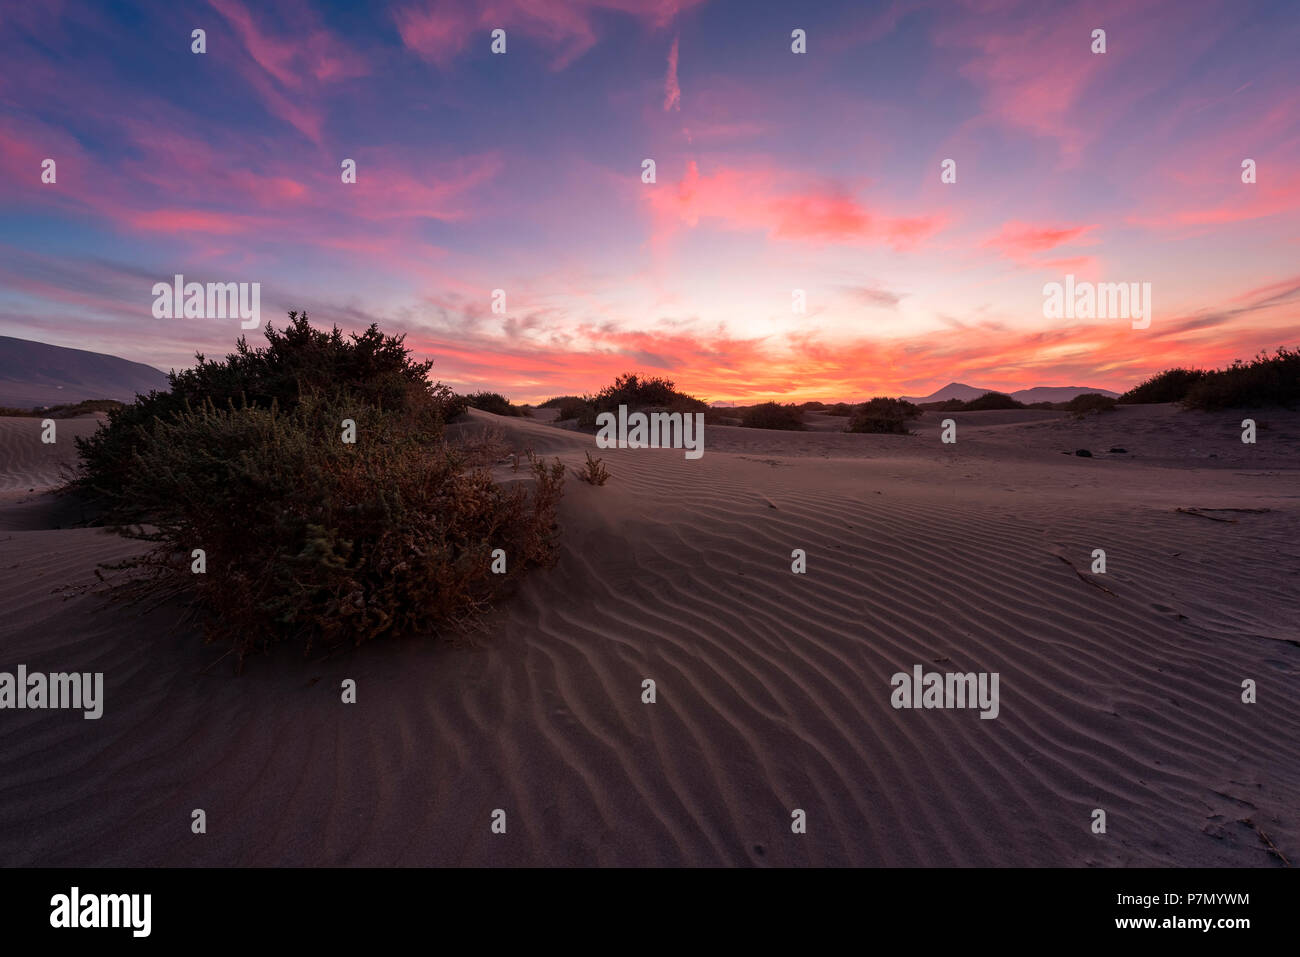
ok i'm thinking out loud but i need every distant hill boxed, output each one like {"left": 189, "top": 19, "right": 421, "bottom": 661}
{"left": 0, "top": 337, "right": 169, "bottom": 409}
{"left": 899, "top": 382, "right": 988, "bottom": 403}
{"left": 900, "top": 381, "right": 1119, "bottom": 404}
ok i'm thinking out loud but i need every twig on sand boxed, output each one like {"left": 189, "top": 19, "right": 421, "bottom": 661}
{"left": 1175, "top": 507, "right": 1271, "bottom": 523}
{"left": 1240, "top": 819, "right": 1291, "bottom": 866}
{"left": 1055, "top": 554, "right": 1116, "bottom": 596}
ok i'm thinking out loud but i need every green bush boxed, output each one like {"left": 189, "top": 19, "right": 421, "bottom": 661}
{"left": 847, "top": 397, "right": 920, "bottom": 434}
{"left": 105, "top": 392, "right": 563, "bottom": 665}
{"left": 740, "top": 401, "right": 805, "bottom": 430}
{"left": 70, "top": 313, "right": 464, "bottom": 516}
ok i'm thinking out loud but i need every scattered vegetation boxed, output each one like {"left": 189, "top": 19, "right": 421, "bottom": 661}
{"left": 575, "top": 450, "right": 610, "bottom": 485}
{"left": 741, "top": 401, "right": 806, "bottom": 431}
{"left": 1117, "top": 350, "right": 1299, "bottom": 409}
{"left": 72, "top": 313, "right": 562, "bottom": 668}
{"left": 846, "top": 397, "right": 921, "bottom": 434}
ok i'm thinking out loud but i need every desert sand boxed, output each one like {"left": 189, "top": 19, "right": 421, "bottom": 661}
{"left": 0, "top": 405, "right": 1296, "bottom": 866}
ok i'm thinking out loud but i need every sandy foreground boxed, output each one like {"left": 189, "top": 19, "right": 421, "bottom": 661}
{"left": 0, "top": 405, "right": 1296, "bottom": 866}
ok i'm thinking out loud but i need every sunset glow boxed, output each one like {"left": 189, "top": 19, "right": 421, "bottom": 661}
{"left": 2, "top": 0, "right": 1297, "bottom": 402}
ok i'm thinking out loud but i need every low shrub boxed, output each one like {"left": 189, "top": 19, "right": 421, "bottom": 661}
{"left": 1065, "top": 392, "right": 1117, "bottom": 416}
{"left": 741, "top": 401, "right": 805, "bottom": 430}
{"left": 104, "top": 391, "right": 564, "bottom": 666}
{"left": 575, "top": 451, "right": 610, "bottom": 485}
{"left": 846, "top": 397, "right": 921, "bottom": 434}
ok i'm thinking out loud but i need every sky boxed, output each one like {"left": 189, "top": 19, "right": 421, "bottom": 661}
{"left": 1, "top": 0, "right": 1298, "bottom": 403}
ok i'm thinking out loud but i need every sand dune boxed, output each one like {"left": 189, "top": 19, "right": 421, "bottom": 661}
{"left": 0, "top": 414, "right": 105, "bottom": 498}
{"left": 0, "top": 405, "right": 1296, "bottom": 865}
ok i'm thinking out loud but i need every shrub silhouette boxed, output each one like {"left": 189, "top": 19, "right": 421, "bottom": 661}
{"left": 1065, "top": 392, "right": 1117, "bottom": 416}
{"left": 961, "top": 391, "right": 1023, "bottom": 411}
{"left": 1118, "top": 368, "right": 1207, "bottom": 404}
{"left": 847, "top": 397, "right": 920, "bottom": 434}
{"left": 592, "top": 373, "right": 707, "bottom": 416}
{"left": 465, "top": 391, "right": 528, "bottom": 416}
{"left": 741, "top": 401, "right": 805, "bottom": 430}
{"left": 1183, "top": 348, "right": 1299, "bottom": 410}
{"left": 1116, "top": 351, "right": 1298, "bottom": 409}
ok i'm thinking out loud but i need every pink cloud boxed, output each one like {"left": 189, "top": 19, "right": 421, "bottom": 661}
{"left": 664, "top": 36, "right": 681, "bottom": 111}
{"left": 647, "top": 161, "right": 945, "bottom": 249}
{"left": 983, "top": 221, "right": 1099, "bottom": 262}
{"left": 394, "top": 0, "right": 707, "bottom": 71}
{"left": 206, "top": 0, "right": 368, "bottom": 143}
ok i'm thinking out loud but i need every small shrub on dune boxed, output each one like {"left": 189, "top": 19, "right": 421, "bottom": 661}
{"left": 1183, "top": 348, "right": 1300, "bottom": 410}
{"left": 575, "top": 451, "right": 610, "bottom": 485}
{"left": 1118, "top": 367, "right": 1207, "bottom": 404}
{"left": 825, "top": 402, "right": 853, "bottom": 416}
{"left": 847, "top": 397, "right": 920, "bottom": 434}
{"left": 106, "top": 392, "right": 564, "bottom": 666}
{"left": 741, "top": 401, "right": 806, "bottom": 430}
{"left": 72, "top": 313, "right": 563, "bottom": 668}
{"left": 1065, "top": 392, "right": 1118, "bottom": 416}
{"left": 800, "top": 400, "right": 828, "bottom": 411}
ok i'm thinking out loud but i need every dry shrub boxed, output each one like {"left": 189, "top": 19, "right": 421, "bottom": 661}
{"left": 575, "top": 450, "right": 610, "bottom": 485}
{"left": 104, "top": 392, "right": 563, "bottom": 667}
